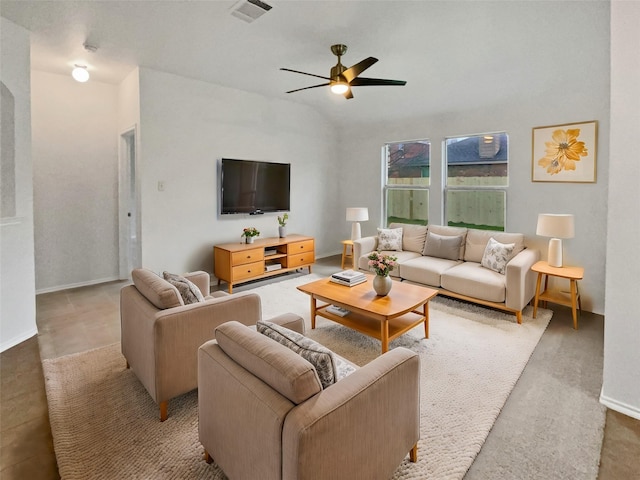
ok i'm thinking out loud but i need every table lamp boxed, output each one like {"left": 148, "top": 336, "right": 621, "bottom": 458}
{"left": 536, "top": 214, "right": 575, "bottom": 267}
{"left": 346, "top": 207, "right": 369, "bottom": 241}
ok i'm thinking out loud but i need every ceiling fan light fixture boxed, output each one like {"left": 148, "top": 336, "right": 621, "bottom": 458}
{"left": 330, "top": 82, "right": 349, "bottom": 94}
{"left": 72, "top": 65, "right": 89, "bottom": 82}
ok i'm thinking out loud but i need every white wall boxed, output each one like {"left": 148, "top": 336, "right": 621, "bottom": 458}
{"left": 31, "top": 71, "right": 120, "bottom": 292}
{"left": 337, "top": 3, "right": 610, "bottom": 314}
{"left": 601, "top": 1, "right": 640, "bottom": 420}
{"left": 0, "top": 18, "right": 37, "bottom": 351}
{"left": 137, "top": 68, "right": 339, "bottom": 275}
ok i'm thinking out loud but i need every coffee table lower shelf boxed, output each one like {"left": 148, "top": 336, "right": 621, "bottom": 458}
{"left": 314, "top": 303, "right": 427, "bottom": 354}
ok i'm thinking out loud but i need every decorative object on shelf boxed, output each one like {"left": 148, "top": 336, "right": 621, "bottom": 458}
{"left": 532, "top": 120, "right": 597, "bottom": 183}
{"left": 346, "top": 207, "right": 369, "bottom": 240}
{"left": 277, "top": 213, "right": 289, "bottom": 238}
{"left": 536, "top": 214, "right": 575, "bottom": 267}
{"left": 241, "top": 227, "right": 260, "bottom": 244}
{"left": 367, "top": 251, "right": 398, "bottom": 296}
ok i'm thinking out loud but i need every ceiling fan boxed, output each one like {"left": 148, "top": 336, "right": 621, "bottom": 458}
{"left": 280, "top": 44, "right": 407, "bottom": 99}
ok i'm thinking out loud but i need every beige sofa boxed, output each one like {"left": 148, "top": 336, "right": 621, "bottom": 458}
{"left": 354, "top": 224, "right": 540, "bottom": 323}
{"left": 120, "top": 268, "right": 302, "bottom": 421}
{"left": 198, "top": 320, "right": 420, "bottom": 480}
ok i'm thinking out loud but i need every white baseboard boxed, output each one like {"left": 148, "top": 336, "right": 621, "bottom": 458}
{"left": 600, "top": 391, "right": 640, "bottom": 420}
{"left": 36, "top": 276, "right": 123, "bottom": 295}
{"left": 0, "top": 328, "right": 38, "bottom": 353}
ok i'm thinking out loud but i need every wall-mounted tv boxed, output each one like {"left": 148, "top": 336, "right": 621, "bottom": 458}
{"left": 220, "top": 158, "right": 290, "bottom": 215}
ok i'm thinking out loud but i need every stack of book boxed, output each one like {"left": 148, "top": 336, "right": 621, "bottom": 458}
{"left": 330, "top": 270, "right": 366, "bottom": 287}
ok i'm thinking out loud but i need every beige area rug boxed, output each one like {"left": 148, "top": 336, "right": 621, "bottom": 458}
{"left": 44, "top": 274, "right": 553, "bottom": 480}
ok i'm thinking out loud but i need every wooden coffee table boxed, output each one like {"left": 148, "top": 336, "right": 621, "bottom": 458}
{"left": 297, "top": 275, "right": 438, "bottom": 354}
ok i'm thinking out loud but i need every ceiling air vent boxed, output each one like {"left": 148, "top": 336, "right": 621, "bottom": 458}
{"left": 230, "top": 0, "right": 272, "bottom": 23}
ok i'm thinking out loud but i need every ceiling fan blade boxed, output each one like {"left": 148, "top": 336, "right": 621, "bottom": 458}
{"left": 349, "top": 77, "right": 407, "bottom": 87}
{"left": 343, "top": 88, "right": 354, "bottom": 100}
{"left": 342, "top": 57, "right": 378, "bottom": 83}
{"left": 285, "top": 83, "right": 330, "bottom": 94}
{"left": 280, "top": 68, "right": 331, "bottom": 81}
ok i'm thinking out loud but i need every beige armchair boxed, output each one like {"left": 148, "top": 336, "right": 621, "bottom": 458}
{"left": 120, "top": 268, "right": 301, "bottom": 421}
{"left": 198, "top": 321, "right": 420, "bottom": 480}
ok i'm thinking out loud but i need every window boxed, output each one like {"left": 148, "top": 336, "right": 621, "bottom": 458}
{"left": 384, "top": 141, "right": 430, "bottom": 225}
{"left": 445, "top": 133, "right": 508, "bottom": 231}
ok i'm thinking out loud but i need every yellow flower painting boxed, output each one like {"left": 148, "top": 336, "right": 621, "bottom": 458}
{"left": 532, "top": 121, "right": 597, "bottom": 183}
{"left": 537, "top": 128, "right": 588, "bottom": 175}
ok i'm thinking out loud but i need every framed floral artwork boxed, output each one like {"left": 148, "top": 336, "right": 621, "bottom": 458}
{"left": 532, "top": 120, "right": 597, "bottom": 183}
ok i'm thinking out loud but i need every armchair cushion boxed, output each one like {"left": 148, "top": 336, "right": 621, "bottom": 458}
{"left": 257, "top": 320, "right": 338, "bottom": 389}
{"left": 131, "top": 268, "right": 182, "bottom": 309}
{"left": 163, "top": 271, "right": 205, "bottom": 304}
{"left": 215, "top": 321, "right": 322, "bottom": 404}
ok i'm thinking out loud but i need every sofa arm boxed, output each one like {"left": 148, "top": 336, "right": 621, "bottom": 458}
{"left": 353, "top": 236, "right": 378, "bottom": 271}
{"left": 267, "top": 313, "right": 306, "bottom": 335}
{"left": 505, "top": 248, "right": 540, "bottom": 312}
{"left": 153, "top": 291, "right": 262, "bottom": 403}
{"left": 282, "top": 347, "right": 420, "bottom": 480}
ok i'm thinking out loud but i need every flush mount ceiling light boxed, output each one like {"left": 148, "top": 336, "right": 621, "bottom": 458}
{"left": 72, "top": 65, "right": 89, "bottom": 82}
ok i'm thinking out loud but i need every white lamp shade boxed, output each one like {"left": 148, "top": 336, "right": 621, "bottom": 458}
{"left": 536, "top": 214, "right": 575, "bottom": 239}
{"left": 346, "top": 207, "right": 369, "bottom": 222}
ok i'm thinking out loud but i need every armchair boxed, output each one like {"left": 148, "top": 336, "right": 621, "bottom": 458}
{"left": 198, "top": 321, "right": 420, "bottom": 480}
{"left": 120, "top": 268, "right": 299, "bottom": 421}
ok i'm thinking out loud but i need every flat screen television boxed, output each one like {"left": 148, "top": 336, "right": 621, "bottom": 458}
{"left": 220, "top": 158, "right": 291, "bottom": 215}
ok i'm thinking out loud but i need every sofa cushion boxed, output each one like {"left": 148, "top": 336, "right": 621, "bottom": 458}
{"left": 215, "top": 321, "right": 322, "bottom": 404}
{"left": 389, "top": 223, "right": 427, "bottom": 253}
{"left": 399, "top": 255, "right": 460, "bottom": 287}
{"left": 423, "top": 231, "right": 464, "bottom": 261}
{"left": 441, "top": 262, "right": 506, "bottom": 303}
{"left": 427, "top": 225, "right": 468, "bottom": 259}
{"left": 464, "top": 229, "right": 525, "bottom": 263}
{"left": 480, "top": 238, "right": 515, "bottom": 274}
{"left": 364, "top": 250, "right": 422, "bottom": 278}
{"left": 257, "top": 320, "right": 338, "bottom": 389}
{"left": 132, "top": 268, "right": 183, "bottom": 309}
{"left": 377, "top": 227, "right": 403, "bottom": 251}
{"left": 163, "top": 271, "right": 205, "bottom": 304}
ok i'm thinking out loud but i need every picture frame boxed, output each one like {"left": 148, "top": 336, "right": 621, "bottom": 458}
{"left": 531, "top": 120, "right": 597, "bottom": 183}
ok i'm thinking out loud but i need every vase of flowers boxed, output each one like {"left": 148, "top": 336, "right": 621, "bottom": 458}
{"left": 241, "top": 227, "right": 260, "bottom": 244}
{"left": 277, "top": 213, "right": 289, "bottom": 238}
{"left": 367, "top": 251, "right": 398, "bottom": 296}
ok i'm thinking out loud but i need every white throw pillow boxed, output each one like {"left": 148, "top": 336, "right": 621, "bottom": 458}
{"left": 377, "top": 227, "right": 403, "bottom": 251}
{"left": 480, "top": 237, "right": 515, "bottom": 275}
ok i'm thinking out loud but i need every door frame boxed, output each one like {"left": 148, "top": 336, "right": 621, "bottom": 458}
{"left": 118, "top": 125, "right": 141, "bottom": 279}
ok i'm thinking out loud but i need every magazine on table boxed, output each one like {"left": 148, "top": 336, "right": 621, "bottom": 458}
{"left": 331, "top": 269, "right": 366, "bottom": 283}
{"left": 330, "top": 276, "right": 366, "bottom": 287}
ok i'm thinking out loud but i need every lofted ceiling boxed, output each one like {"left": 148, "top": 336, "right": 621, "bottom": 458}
{"left": 1, "top": 0, "right": 576, "bottom": 127}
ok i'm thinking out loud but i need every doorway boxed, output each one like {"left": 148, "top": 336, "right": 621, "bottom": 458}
{"left": 118, "top": 127, "right": 141, "bottom": 279}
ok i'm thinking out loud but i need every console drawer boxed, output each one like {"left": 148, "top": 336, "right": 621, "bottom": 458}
{"left": 232, "top": 261, "right": 264, "bottom": 281}
{"left": 288, "top": 240, "right": 314, "bottom": 254}
{"left": 231, "top": 248, "right": 264, "bottom": 266}
{"left": 286, "top": 252, "right": 315, "bottom": 268}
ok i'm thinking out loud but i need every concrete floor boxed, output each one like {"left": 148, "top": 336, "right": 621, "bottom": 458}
{"left": 1, "top": 254, "right": 639, "bottom": 479}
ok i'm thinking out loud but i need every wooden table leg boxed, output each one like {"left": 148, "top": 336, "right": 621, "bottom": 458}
{"left": 533, "top": 272, "right": 543, "bottom": 318}
{"left": 310, "top": 296, "right": 317, "bottom": 329}
{"left": 424, "top": 302, "right": 429, "bottom": 339}
{"left": 570, "top": 279, "right": 578, "bottom": 330}
{"left": 381, "top": 320, "right": 389, "bottom": 353}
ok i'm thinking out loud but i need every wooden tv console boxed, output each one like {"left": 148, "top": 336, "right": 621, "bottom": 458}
{"left": 214, "top": 234, "right": 314, "bottom": 293}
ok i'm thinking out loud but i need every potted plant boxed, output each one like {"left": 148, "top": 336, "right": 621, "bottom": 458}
{"left": 367, "top": 251, "right": 398, "bottom": 296}
{"left": 241, "top": 227, "right": 260, "bottom": 244}
{"left": 277, "top": 213, "right": 289, "bottom": 238}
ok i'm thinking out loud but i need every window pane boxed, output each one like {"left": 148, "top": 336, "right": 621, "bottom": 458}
{"left": 386, "top": 189, "right": 428, "bottom": 225}
{"left": 446, "top": 190, "right": 505, "bottom": 231}
{"left": 446, "top": 133, "right": 508, "bottom": 186}
{"left": 387, "top": 141, "right": 430, "bottom": 186}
